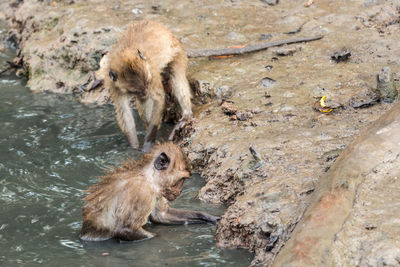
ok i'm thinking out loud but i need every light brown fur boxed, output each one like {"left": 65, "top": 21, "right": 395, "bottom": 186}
{"left": 80, "top": 142, "right": 218, "bottom": 242}
{"left": 107, "top": 20, "right": 193, "bottom": 152}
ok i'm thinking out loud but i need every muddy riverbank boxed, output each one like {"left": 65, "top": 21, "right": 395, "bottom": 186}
{"left": 1, "top": 0, "right": 400, "bottom": 265}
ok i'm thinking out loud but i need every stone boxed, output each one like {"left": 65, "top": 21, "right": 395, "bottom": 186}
{"left": 261, "top": 77, "right": 276, "bottom": 88}
{"left": 376, "top": 66, "right": 398, "bottom": 103}
{"left": 349, "top": 88, "right": 379, "bottom": 108}
{"left": 331, "top": 47, "right": 351, "bottom": 62}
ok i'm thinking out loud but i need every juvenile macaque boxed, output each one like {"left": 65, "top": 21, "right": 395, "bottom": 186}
{"left": 107, "top": 20, "right": 193, "bottom": 152}
{"left": 80, "top": 142, "right": 219, "bottom": 242}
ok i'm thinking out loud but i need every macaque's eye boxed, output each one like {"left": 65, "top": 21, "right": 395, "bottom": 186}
{"left": 109, "top": 69, "right": 118, "bottom": 82}
{"left": 154, "top": 152, "right": 170, "bottom": 170}
{"left": 137, "top": 49, "right": 146, "bottom": 60}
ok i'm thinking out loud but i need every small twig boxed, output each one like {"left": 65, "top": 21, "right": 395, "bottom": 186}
{"left": 0, "top": 66, "right": 13, "bottom": 76}
{"left": 186, "top": 35, "right": 323, "bottom": 58}
{"left": 0, "top": 60, "right": 20, "bottom": 76}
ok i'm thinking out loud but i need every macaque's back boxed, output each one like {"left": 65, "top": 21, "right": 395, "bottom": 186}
{"left": 117, "top": 20, "right": 182, "bottom": 70}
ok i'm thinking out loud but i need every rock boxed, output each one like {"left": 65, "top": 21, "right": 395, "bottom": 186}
{"left": 331, "top": 47, "right": 351, "bottom": 62}
{"left": 261, "top": 77, "right": 276, "bottom": 88}
{"left": 220, "top": 101, "right": 255, "bottom": 121}
{"left": 273, "top": 46, "right": 297, "bottom": 56}
{"left": 322, "top": 98, "right": 341, "bottom": 109}
{"left": 220, "top": 101, "right": 237, "bottom": 115}
{"left": 151, "top": 5, "right": 161, "bottom": 11}
{"left": 273, "top": 103, "right": 400, "bottom": 266}
{"left": 260, "top": 33, "right": 272, "bottom": 40}
{"left": 249, "top": 107, "right": 262, "bottom": 114}
{"left": 215, "top": 85, "right": 231, "bottom": 99}
{"left": 190, "top": 78, "right": 215, "bottom": 104}
{"left": 232, "top": 111, "right": 253, "bottom": 121}
{"left": 131, "top": 8, "right": 142, "bottom": 15}
{"left": 376, "top": 66, "right": 398, "bottom": 103}
{"left": 349, "top": 88, "right": 379, "bottom": 108}
{"left": 265, "top": 65, "right": 273, "bottom": 70}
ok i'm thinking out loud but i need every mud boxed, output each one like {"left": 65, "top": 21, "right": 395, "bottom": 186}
{"left": 2, "top": 0, "right": 400, "bottom": 266}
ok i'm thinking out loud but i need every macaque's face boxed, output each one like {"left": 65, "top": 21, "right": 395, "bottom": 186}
{"left": 152, "top": 147, "right": 191, "bottom": 201}
{"left": 109, "top": 50, "right": 152, "bottom": 97}
{"left": 118, "top": 71, "right": 148, "bottom": 96}
{"left": 163, "top": 178, "right": 186, "bottom": 201}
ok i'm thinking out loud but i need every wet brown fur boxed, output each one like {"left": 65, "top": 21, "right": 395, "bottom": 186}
{"left": 107, "top": 20, "right": 193, "bottom": 151}
{"left": 80, "top": 142, "right": 217, "bottom": 242}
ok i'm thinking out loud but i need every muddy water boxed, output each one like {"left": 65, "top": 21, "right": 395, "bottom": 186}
{"left": 0, "top": 47, "right": 251, "bottom": 266}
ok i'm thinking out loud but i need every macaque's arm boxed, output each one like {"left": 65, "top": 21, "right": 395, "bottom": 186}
{"left": 167, "top": 51, "right": 193, "bottom": 141}
{"left": 169, "top": 50, "right": 193, "bottom": 120}
{"left": 150, "top": 197, "right": 219, "bottom": 225}
{"left": 114, "top": 227, "right": 155, "bottom": 242}
{"left": 112, "top": 91, "right": 139, "bottom": 148}
{"left": 142, "top": 77, "right": 165, "bottom": 153}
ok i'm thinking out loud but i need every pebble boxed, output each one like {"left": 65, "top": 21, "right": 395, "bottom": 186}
{"left": 274, "top": 47, "right": 297, "bottom": 56}
{"left": 131, "top": 8, "right": 142, "bottom": 15}
{"left": 261, "top": 77, "right": 276, "bottom": 88}
{"left": 215, "top": 85, "right": 231, "bottom": 98}
{"left": 260, "top": 33, "right": 272, "bottom": 40}
{"left": 331, "top": 47, "right": 351, "bottom": 62}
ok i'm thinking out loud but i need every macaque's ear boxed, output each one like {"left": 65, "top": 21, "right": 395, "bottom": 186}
{"left": 138, "top": 49, "right": 146, "bottom": 60}
{"left": 154, "top": 152, "right": 170, "bottom": 170}
{"left": 109, "top": 69, "right": 118, "bottom": 82}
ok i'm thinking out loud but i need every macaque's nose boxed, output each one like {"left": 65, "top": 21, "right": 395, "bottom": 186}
{"left": 145, "top": 70, "right": 152, "bottom": 84}
{"left": 181, "top": 170, "right": 190, "bottom": 179}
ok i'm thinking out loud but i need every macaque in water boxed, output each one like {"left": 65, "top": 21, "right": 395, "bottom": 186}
{"left": 80, "top": 142, "right": 219, "bottom": 242}
{"left": 107, "top": 20, "right": 193, "bottom": 152}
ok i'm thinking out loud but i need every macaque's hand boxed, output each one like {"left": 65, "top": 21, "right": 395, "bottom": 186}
{"left": 142, "top": 142, "right": 152, "bottom": 153}
{"left": 128, "top": 137, "right": 139, "bottom": 150}
{"left": 204, "top": 214, "right": 220, "bottom": 224}
{"left": 168, "top": 118, "right": 196, "bottom": 142}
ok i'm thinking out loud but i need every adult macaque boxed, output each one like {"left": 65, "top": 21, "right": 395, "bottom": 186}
{"left": 104, "top": 19, "right": 322, "bottom": 152}
{"left": 107, "top": 20, "right": 192, "bottom": 152}
{"left": 80, "top": 142, "right": 219, "bottom": 242}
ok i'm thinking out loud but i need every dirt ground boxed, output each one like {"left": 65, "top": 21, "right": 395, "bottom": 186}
{"left": 1, "top": 0, "right": 400, "bottom": 265}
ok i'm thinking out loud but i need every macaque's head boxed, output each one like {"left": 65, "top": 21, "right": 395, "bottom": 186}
{"left": 109, "top": 49, "right": 152, "bottom": 97}
{"left": 147, "top": 142, "right": 191, "bottom": 201}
